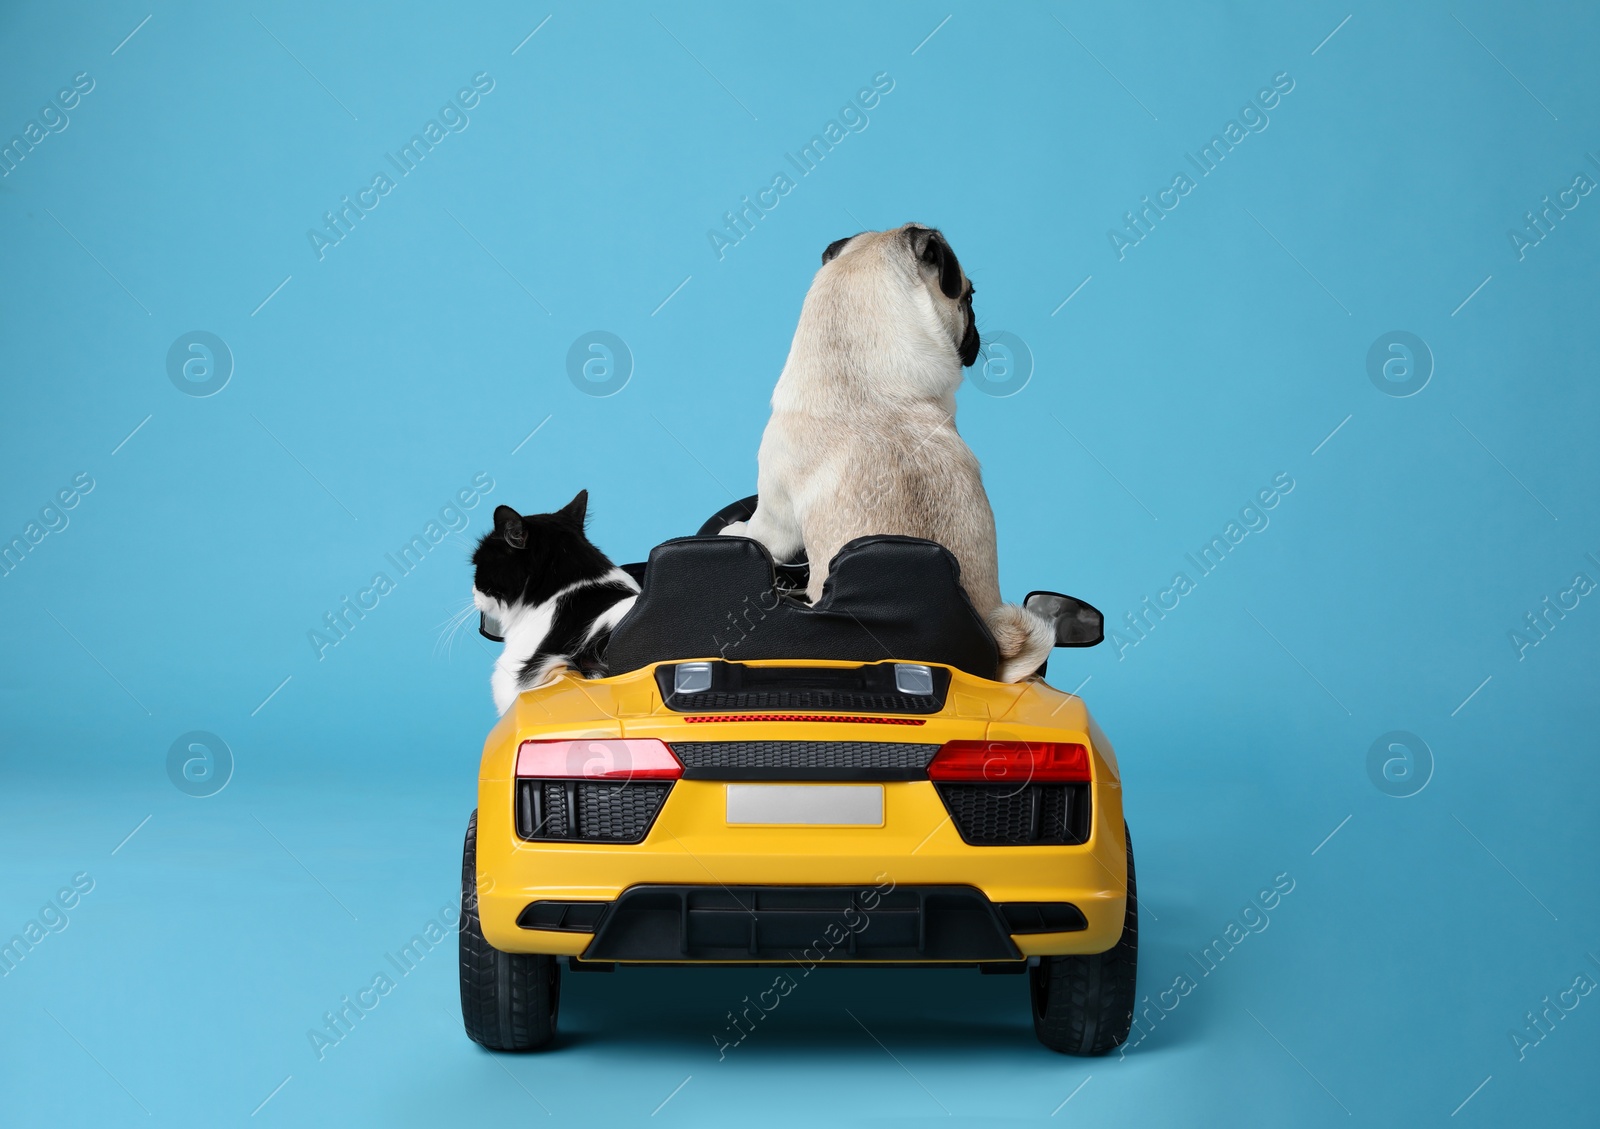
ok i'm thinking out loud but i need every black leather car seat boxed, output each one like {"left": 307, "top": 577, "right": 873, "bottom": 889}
{"left": 604, "top": 535, "right": 1000, "bottom": 680}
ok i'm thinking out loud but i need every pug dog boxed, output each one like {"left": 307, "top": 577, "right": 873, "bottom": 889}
{"left": 721, "top": 224, "right": 1054, "bottom": 682}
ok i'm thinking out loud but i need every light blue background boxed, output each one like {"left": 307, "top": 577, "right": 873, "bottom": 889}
{"left": 3, "top": 2, "right": 1597, "bottom": 1125}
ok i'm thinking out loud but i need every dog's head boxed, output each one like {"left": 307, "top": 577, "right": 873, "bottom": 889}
{"left": 815, "top": 224, "right": 980, "bottom": 368}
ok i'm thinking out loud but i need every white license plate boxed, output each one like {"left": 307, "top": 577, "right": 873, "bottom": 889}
{"left": 725, "top": 784, "right": 884, "bottom": 826}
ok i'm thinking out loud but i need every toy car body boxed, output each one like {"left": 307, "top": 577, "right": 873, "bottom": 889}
{"left": 460, "top": 511, "right": 1137, "bottom": 1055}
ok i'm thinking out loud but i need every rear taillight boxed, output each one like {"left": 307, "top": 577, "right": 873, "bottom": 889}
{"left": 926, "top": 741, "right": 1090, "bottom": 783}
{"left": 516, "top": 738, "right": 683, "bottom": 781}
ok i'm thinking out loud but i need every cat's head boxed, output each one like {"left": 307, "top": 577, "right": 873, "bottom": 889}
{"left": 472, "top": 490, "right": 610, "bottom": 634}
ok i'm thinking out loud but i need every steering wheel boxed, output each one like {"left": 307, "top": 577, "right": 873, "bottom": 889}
{"left": 697, "top": 494, "right": 811, "bottom": 594}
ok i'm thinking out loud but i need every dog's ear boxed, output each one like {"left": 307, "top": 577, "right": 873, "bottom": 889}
{"left": 958, "top": 290, "right": 980, "bottom": 367}
{"left": 821, "top": 234, "right": 859, "bottom": 265}
{"left": 914, "top": 228, "right": 964, "bottom": 300}
{"left": 494, "top": 504, "right": 527, "bottom": 549}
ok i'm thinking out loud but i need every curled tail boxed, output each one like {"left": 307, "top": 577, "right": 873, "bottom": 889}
{"left": 986, "top": 603, "right": 1055, "bottom": 683}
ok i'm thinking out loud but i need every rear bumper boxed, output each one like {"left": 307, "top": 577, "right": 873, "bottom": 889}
{"left": 477, "top": 777, "right": 1127, "bottom": 961}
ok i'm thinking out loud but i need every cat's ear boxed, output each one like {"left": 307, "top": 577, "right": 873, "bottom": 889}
{"left": 557, "top": 489, "right": 588, "bottom": 528}
{"left": 493, "top": 504, "right": 526, "bottom": 549}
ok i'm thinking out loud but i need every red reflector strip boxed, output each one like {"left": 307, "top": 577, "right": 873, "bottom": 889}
{"left": 681, "top": 714, "right": 927, "bottom": 726}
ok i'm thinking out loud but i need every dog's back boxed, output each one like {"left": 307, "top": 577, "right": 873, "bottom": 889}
{"left": 730, "top": 225, "right": 1052, "bottom": 681}
{"left": 776, "top": 401, "right": 1002, "bottom": 613}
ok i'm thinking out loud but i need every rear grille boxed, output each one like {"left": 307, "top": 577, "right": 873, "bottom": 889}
{"left": 673, "top": 690, "right": 939, "bottom": 712}
{"left": 936, "top": 783, "right": 1090, "bottom": 846}
{"left": 656, "top": 661, "right": 948, "bottom": 715}
{"left": 515, "top": 780, "right": 671, "bottom": 843}
{"left": 670, "top": 740, "right": 940, "bottom": 781}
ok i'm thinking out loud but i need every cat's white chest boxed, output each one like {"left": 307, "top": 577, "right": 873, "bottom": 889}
{"left": 488, "top": 597, "right": 558, "bottom": 713}
{"left": 490, "top": 658, "right": 520, "bottom": 714}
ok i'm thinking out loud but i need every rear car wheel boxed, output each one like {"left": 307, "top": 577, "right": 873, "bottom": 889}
{"left": 459, "top": 810, "right": 560, "bottom": 1051}
{"left": 1030, "top": 825, "right": 1138, "bottom": 1055}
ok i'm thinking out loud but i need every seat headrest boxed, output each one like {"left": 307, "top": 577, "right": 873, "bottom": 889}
{"left": 603, "top": 535, "right": 999, "bottom": 679}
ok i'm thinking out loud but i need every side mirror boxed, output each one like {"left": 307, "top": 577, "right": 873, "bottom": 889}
{"left": 1024, "top": 591, "right": 1104, "bottom": 648}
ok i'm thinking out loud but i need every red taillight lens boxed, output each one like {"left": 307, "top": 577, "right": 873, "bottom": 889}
{"left": 926, "top": 741, "right": 1090, "bottom": 783}
{"left": 515, "top": 738, "right": 683, "bottom": 780}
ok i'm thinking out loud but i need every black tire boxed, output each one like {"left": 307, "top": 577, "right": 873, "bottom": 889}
{"left": 1030, "top": 826, "right": 1138, "bottom": 1055}
{"left": 459, "top": 810, "right": 560, "bottom": 1051}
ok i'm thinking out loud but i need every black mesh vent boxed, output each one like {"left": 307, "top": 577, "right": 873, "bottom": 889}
{"left": 577, "top": 783, "right": 671, "bottom": 841}
{"left": 655, "top": 661, "right": 950, "bottom": 715}
{"left": 669, "top": 689, "right": 941, "bottom": 712}
{"left": 672, "top": 741, "right": 939, "bottom": 770}
{"left": 669, "top": 740, "right": 940, "bottom": 781}
{"left": 1040, "top": 785, "right": 1068, "bottom": 839}
{"left": 516, "top": 780, "right": 671, "bottom": 843}
{"left": 936, "top": 783, "right": 1089, "bottom": 846}
{"left": 539, "top": 782, "right": 570, "bottom": 836}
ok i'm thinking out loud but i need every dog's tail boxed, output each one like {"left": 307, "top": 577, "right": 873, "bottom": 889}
{"left": 987, "top": 603, "right": 1055, "bottom": 683}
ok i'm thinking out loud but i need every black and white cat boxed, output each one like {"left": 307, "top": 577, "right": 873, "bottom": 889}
{"left": 472, "top": 491, "right": 638, "bottom": 713}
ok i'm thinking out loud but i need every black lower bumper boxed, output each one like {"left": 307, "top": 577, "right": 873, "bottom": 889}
{"left": 518, "top": 885, "right": 1087, "bottom": 962}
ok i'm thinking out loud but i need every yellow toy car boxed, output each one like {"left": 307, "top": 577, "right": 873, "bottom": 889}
{"left": 458, "top": 506, "right": 1136, "bottom": 1055}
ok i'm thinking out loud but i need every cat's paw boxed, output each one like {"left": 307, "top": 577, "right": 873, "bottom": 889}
{"left": 718, "top": 521, "right": 750, "bottom": 537}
